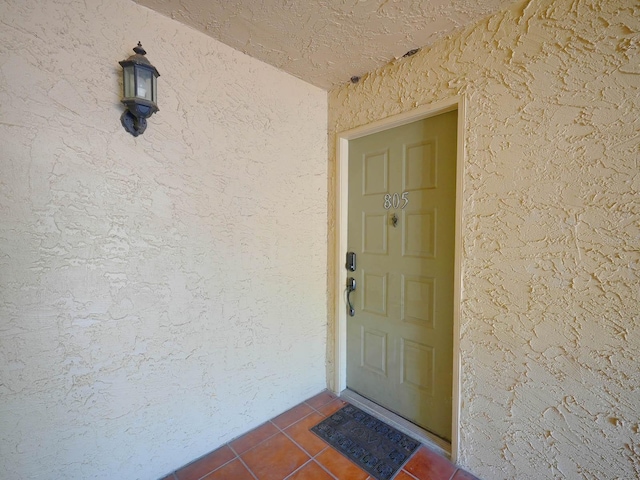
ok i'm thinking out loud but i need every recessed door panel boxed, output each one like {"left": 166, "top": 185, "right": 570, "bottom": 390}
{"left": 402, "top": 210, "right": 436, "bottom": 258}
{"left": 363, "top": 150, "right": 389, "bottom": 196}
{"left": 401, "top": 275, "right": 435, "bottom": 328}
{"left": 403, "top": 140, "right": 437, "bottom": 191}
{"left": 401, "top": 339, "right": 435, "bottom": 394}
{"left": 362, "top": 271, "right": 388, "bottom": 316}
{"left": 346, "top": 110, "right": 457, "bottom": 441}
{"left": 362, "top": 212, "right": 388, "bottom": 254}
{"left": 361, "top": 327, "right": 387, "bottom": 376}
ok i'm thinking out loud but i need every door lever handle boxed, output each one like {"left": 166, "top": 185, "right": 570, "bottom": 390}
{"left": 346, "top": 277, "right": 356, "bottom": 317}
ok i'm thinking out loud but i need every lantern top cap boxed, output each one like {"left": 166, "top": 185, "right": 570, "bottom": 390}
{"left": 119, "top": 41, "right": 160, "bottom": 76}
{"left": 133, "top": 41, "right": 146, "bottom": 55}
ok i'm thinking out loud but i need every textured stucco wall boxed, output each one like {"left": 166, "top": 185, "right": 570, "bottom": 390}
{"left": 0, "top": 0, "right": 328, "bottom": 478}
{"left": 328, "top": 0, "right": 639, "bottom": 478}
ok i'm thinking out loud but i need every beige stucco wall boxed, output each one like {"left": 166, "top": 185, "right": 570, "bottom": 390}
{"left": 0, "top": 0, "right": 328, "bottom": 478}
{"left": 328, "top": 0, "right": 639, "bottom": 478}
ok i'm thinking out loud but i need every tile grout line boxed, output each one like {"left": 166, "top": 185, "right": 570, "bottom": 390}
{"left": 282, "top": 458, "right": 314, "bottom": 479}
{"left": 226, "top": 441, "right": 264, "bottom": 480}
{"left": 271, "top": 407, "right": 323, "bottom": 457}
{"left": 277, "top": 410, "right": 317, "bottom": 431}
{"left": 314, "top": 444, "right": 371, "bottom": 479}
{"left": 232, "top": 416, "right": 317, "bottom": 480}
{"left": 310, "top": 456, "right": 341, "bottom": 480}
{"left": 304, "top": 400, "right": 332, "bottom": 417}
{"left": 228, "top": 442, "right": 241, "bottom": 457}
{"left": 195, "top": 449, "right": 239, "bottom": 480}
{"left": 236, "top": 454, "right": 260, "bottom": 480}
{"left": 396, "top": 468, "right": 420, "bottom": 480}
{"left": 279, "top": 421, "right": 319, "bottom": 457}
{"left": 271, "top": 399, "right": 328, "bottom": 428}
{"left": 303, "top": 400, "right": 324, "bottom": 416}
{"left": 393, "top": 440, "right": 430, "bottom": 480}
{"left": 303, "top": 393, "right": 343, "bottom": 413}
{"left": 273, "top": 411, "right": 342, "bottom": 480}
{"left": 231, "top": 421, "right": 281, "bottom": 456}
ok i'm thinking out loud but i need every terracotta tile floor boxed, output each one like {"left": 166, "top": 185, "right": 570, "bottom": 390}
{"left": 162, "top": 391, "right": 480, "bottom": 480}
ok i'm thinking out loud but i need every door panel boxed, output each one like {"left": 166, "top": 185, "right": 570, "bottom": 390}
{"left": 346, "top": 110, "right": 457, "bottom": 441}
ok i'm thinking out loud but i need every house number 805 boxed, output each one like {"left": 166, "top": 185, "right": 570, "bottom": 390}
{"left": 384, "top": 192, "right": 409, "bottom": 210}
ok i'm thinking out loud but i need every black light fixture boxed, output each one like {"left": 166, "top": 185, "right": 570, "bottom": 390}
{"left": 119, "top": 42, "right": 160, "bottom": 137}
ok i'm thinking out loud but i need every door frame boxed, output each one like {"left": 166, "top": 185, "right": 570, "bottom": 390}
{"left": 333, "top": 96, "right": 465, "bottom": 462}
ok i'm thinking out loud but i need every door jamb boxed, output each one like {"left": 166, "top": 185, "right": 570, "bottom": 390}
{"left": 333, "top": 96, "right": 465, "bottom": 462}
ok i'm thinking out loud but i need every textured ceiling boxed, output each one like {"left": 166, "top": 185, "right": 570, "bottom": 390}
{"left": 134, "top": 0, "right": 516, "bottom": 90}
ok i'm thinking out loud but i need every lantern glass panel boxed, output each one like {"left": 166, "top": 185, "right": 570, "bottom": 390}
{"left": 152, "top": 74, "right": 157, "bottom": 103}
{"left": 136, "top": 67, "right": 154, "bottom": 102}
{"left": 123, "top": 65, "right": 135, "bottom": 99}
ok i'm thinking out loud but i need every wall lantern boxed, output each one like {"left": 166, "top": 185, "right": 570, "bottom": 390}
{"left": 119, "top": 42, "right": 160, "bottom": 137}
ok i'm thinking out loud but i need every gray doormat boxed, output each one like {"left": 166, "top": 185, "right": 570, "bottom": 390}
{"left": 310, "top": 404, "right": 420, "bottom": 480}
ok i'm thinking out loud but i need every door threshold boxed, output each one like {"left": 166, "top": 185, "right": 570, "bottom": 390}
{"left": 340, "top": 389, "right": 451, "bottom": 459}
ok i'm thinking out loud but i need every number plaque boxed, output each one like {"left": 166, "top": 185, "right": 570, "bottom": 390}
{"left": 383, "top": 192, "right": 409, "bottom": 210}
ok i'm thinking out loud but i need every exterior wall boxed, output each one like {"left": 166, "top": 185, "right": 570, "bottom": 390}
{"left": 0, "top": 0, "right": 328, "bottom": 478}
{"left": 328, "top": 0, "right": 639, "bottom": 478}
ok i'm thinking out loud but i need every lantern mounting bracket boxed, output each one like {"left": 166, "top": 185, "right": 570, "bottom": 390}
{"left": 121, "top": 111, "right": 147, "bottom": 137}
